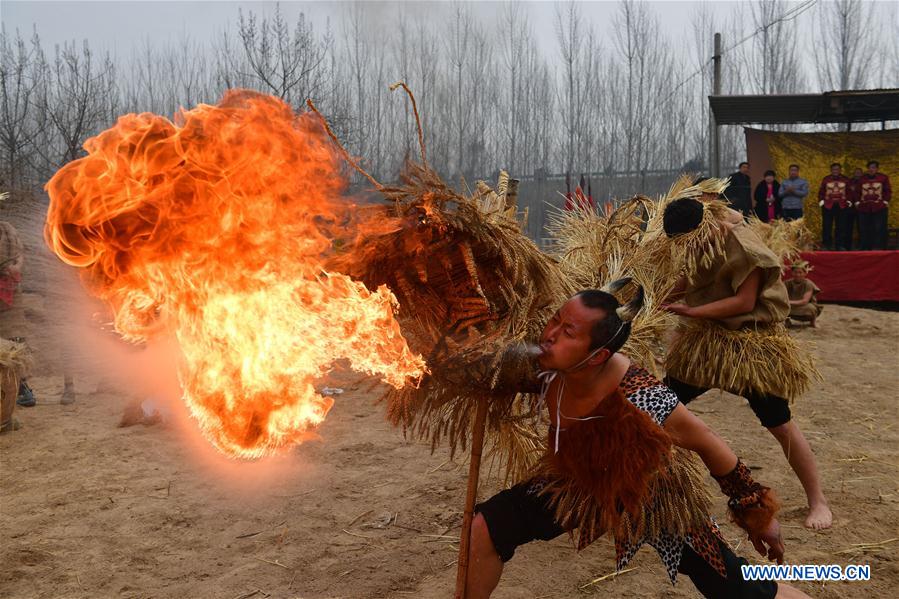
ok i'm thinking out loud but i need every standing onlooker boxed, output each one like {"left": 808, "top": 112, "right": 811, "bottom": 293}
{"left": 843, "top": 168, "right": 864, "bottom": 250}
{"left": 725, "top": 161, "right": 753, "bottom": 217}
{"left": 818, "top": 163, "right": 850, "bottom": 250}
{"left": 753, "top": 170, "right": 781, "bottom": 222}
{"left": 1, "top": 203, "right": 40, "bottom": 408}
{"left": 779, "top": 164, "right": 809, "bottom": 221}
{"left": 0, "top": 221, "right": 23, "bottom": 311}
{"left": 856, "top": 161, "right": 892, "bottom": 250}
{"left": 0, "top": 214, "right": 31, "bottom": 430}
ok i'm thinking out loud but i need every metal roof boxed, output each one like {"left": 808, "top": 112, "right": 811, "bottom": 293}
{"left": 709, "top": 89, "right": 899, "bottom": 125}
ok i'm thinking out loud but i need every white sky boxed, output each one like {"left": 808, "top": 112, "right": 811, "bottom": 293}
{"left": 2, "top": 1, "right": 734, "bottom": 62}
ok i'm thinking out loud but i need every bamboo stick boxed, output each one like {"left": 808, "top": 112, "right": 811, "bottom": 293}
{"left": 454, "top": 397, "right": 490, "bottom": 599}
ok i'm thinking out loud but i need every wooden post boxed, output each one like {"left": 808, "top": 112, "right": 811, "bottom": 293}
{"left": 454, "top": 397, "right": 490, "bottom": 599}
{"left": 709, "top": 32, "right": 722, "bottom": 177}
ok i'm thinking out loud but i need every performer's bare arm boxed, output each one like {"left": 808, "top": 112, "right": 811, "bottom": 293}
{"left": 664, "top": 268, "right": 761, "bottom": 320}
{"left": 789, "top": 288, "right": 813, "bottom": 307}
{"left": 663, "top": 276, "right": 687, "bottom": 302}
{"left": 663, "top": 403, "right": 737, "bottom": 476}
{"left": 664, "top": 403, "right": 786, "bottom": 564}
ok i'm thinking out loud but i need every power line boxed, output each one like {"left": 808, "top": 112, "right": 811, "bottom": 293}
{"left": 722, "top": 0, "right": 817, "bottom": 55}
{"left": 661, "top": 0, "right": 818, "bottom": 102}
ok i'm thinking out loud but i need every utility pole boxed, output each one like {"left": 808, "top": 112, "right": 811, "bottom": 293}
{"left": 709, "top": 32, "right": 722, "bottom": 177}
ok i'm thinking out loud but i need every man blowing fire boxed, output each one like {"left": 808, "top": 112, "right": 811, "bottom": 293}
{"left": 465, "top": 285, "right": 811, "bottom": 599}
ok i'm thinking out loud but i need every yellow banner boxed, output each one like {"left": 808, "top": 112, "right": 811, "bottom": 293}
{"left": 745, "top": 128, "right": 899, "bottom": 242}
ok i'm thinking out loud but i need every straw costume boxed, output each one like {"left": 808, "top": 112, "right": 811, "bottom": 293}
{"left": 0, "top": 338, "right": 30, "bottom": 432}
{"left": 312, "top": 88, "right": 570, "bottom": 481}
{"left": 785, "top": 260, "right": 822, "bottom": 324}
{"left": 648, "top": 178, "right": 830, "bottom": 532}
{"left": 309, "top": 90, "right": 787, "bottom": 595}
{"left": 649, "top": 178, "right": 818, "bottom": 404}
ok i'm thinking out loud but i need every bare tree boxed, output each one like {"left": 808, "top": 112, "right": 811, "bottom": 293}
{"left": 126, "top": 37, "right": 165, "bottom": 114}
{"left": 555, "top": 1, "right": 586, "bottom": 175}
{"left": 8, "top": 0, "right": 897, "bottom": 208}
{"left": 237, "top": 5, "right": 331, "bottom": 108}
{"left": 613, "top": 0, "right": 670, "bottom": 174}
{"left": 688, "top": 4, "right": 718, "bottom": 170}
{"left": 884, "top": 3, "right": 899, "bottom": 88}
{"left": 812, "top": 0, "right": 877, "bottom": 91}
{"left": 411, "top": 15, "right": 440, "bottom": 161}
{"left": 533, "top": 59, "right": 556, "bottom": 175}
{"left": 574, "top": 30, "right": 602, "bottom": 173}
{"left": 741, "top": 0, "right": 806, "bottom": 95}
{"left": 170, "top": 34, "right": 213, "bottom": 109}
{"left": 464, "top": 22, "right": 494, "bottom": 180}
{"left": 716, "top": 13, "right": 752, "bottom": 169}
{"left": 369, "top": 43, "right": 390, "bottom": 181}
{"left": 446, "top": 1, "right": 472, "bottom": 178}
{"left": 41, "top": 39, "right": 117, "bottom": 166}
{"left": 500, "top": 2, "right": 528, "bottom": 176}
{"left": 343, "top": 2, "right": 372, "bottom": 160}
{"left": 211, "top": 27, "right": 257, "bottom": 94}
{"left": 0, "top": 27, "right": 45, "bottom": 187}
{"left": 519, "top": 37, "right": 551, "bottom": 177}
{"left": 390, "top": 7, "right": 414, "bottom": 161}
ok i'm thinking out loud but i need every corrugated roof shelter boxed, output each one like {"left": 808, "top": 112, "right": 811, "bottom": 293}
{"left": 707, "top": 88, "right": 899, "bottom": 175}
{"left": 710, "top": 89, "right": 899, "bottom": 126}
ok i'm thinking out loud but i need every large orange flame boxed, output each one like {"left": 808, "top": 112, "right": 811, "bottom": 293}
{"left": 44, "top": 90, "right": 426, "bottom": 458}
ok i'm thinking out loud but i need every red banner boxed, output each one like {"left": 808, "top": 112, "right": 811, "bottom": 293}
{"left": 787, "top": 251, "right": 899, "bottom": 302}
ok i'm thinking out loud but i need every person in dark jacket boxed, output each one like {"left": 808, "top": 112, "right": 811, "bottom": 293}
{"left": 754, "top": 170, "right": 781, "bottom": 223}
{"left": 817, "top": 163, "right": 851, "bottom": 250}
{"left": 725, "top": 162, "right": 753, "bottom": 217}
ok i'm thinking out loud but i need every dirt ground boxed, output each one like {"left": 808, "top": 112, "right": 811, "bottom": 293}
{"left": 1, "top": 198, "right": 897, "bottom": 599}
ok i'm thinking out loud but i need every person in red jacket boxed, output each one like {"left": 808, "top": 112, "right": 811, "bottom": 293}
{"left": 843, "top": 168, "right": 864, "bottom": 250}
{"left": 817, "top": 163, "right": 851, "bottom": 250}
{"left": 856, "top": 161, "right": 892, "bottom": 250}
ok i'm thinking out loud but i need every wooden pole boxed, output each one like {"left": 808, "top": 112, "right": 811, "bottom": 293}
{"left": 454, "top": 397, "right": 490, "bottom": 599}
{"left": 710, "top": 32, "right": 722, "bottom": 178}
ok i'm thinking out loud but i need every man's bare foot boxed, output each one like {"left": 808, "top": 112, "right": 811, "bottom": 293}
{"left": 805, "top": 501, "right": 832, "bottom": 529}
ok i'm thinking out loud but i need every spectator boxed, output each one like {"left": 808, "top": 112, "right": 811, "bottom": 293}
{"left": 856, "top": 160, "right": 892, "bottom": 250}
{"left": 1, "top": 209, "right": 30, "bottom": 432}
{"left": 778, "top": 164, "right": 808, "bottom": 221}
{"left": 0, "top": 216, "right": 37, "bottom": 408}
{"left": 0, "top": 221, "right": 23, "bottom": 311}
{"left": 725, "top": 161, "right": 753, "bottom": 217}
{"left": 817, "top": 163, "right": 850, "bottom": 250}
{"left": 753, "top": 170, "right": 781, "bottom": 222}
{"left": 563, "top": 172, "right": 594, "bottom": 211}
{"left": 843, "top": 168, "right": 864, "bottom": 251}
{"left": 786, "top": 260, "right": 822, "bottom": 328}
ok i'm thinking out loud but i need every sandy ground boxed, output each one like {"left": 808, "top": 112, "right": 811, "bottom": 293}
{"left": 1, "top": 200, "right": 898, "bottom": 599}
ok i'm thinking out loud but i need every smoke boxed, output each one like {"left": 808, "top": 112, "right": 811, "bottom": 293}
{"left": 0, "top": 200, "right": 316, "bottom": 486}
{"left": 504, "top": 341, "right": 544, "bottom": 360}
{"left": 1, "top": 194, "right": 183, "bottom": 404}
